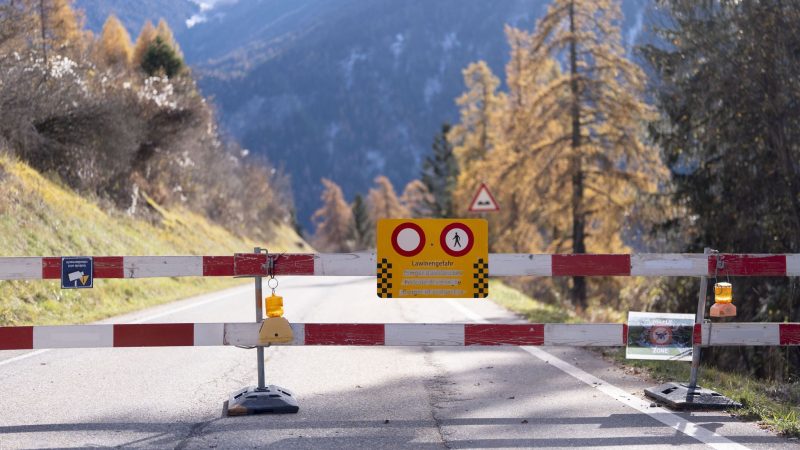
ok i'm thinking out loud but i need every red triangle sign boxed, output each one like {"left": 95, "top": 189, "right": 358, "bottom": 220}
{"left": 468, "top": 183, "right": 499, "bottom": 212}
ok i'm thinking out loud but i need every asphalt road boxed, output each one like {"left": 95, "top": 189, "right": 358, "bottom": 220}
{"left": 0, "top": 276, "right": 796, "bottom": 449}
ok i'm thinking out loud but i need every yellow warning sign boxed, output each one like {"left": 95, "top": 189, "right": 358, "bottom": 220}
{"left": 377, "top": 219, "right": 488, "bottom": 298}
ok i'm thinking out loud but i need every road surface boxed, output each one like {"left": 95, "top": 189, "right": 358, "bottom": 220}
{"left": 0, "top": 276, "right": 795, "bottom": 449}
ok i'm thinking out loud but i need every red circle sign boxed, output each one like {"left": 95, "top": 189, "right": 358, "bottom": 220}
{"left": 440, "top": 222, "right": 474, "bottom": 257}
{"left": 648, "top": 326, "right": 673, "bottom": 346}
{"left": 391, "top": 222, "right": 426, "bottom": 257}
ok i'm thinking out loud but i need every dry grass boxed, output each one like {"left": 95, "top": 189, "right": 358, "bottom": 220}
{"left": 0, "top": 154, "right": 307, "bottom": 325}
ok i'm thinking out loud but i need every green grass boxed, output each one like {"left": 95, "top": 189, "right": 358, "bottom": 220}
{"left": 0, "top": 155, "right": 308, "bottom": 326}
{"left": 489, "top": 280, "right": 574, "bottom": 323}
{"left": 602, "top": 349, "right": 800, "bottom": 437}
{"left": 488, "top": 279, "right": 800, "bottom": 437}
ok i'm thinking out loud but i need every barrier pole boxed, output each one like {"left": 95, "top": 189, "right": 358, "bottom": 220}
{"left": 689, "top": 247, "right": 710, "bottom": 389}
{"left": 225, "top": 246, "right": 299, "bottom": 415}
{"left": 254, "top": 247, "right": 266, "bottom": 390}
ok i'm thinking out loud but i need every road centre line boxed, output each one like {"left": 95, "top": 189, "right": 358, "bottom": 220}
{"left": 0, "top": 287, "right": 247, "bottom": 368}
{"left": 444, "top": 299, "right": 749, "bottom": 450}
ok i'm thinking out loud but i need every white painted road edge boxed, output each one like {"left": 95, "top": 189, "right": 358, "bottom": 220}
{"left": 444, "top": 299, "right": 750, "bottom": 450}
{"left": 0, "top": 283, "right": 753, "bottom": 449}
{"left": 0, "top": 287, "right": 248, "bottom": 368}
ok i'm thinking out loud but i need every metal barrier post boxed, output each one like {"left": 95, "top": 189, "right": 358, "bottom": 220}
{"left": 254, "top": 263, "right": 266, "bottom": 390}
{"left": 688, "top": 248, "right": 710, "bottom": 389}
{"left": 644, "top": 247, "right": 740, "bottom": 410}
{"left": 224, "top": 247, "right": 299, "bottom": 415}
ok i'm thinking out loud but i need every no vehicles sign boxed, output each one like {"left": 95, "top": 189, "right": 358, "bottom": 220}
{"left": 61, "top": 257, "right": 93, "bottom": 289}
{"left": 376, "top": 219, "right": 488, "bottom": 298}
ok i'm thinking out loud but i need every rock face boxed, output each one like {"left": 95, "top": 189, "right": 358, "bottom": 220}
{"left": 76, "top": 0, "right": 650, "bottom": 229}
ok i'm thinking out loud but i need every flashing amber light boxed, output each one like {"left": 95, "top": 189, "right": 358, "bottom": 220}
{"left": 710, "top": 282, "right": 736, "bottom": 318}
{"left": 265, "top": 293, "right": 284, "bottom": 318}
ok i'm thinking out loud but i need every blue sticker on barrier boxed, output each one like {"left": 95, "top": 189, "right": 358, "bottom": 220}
{"left": 61, "top": 257, "right": 93, "bottom": 289}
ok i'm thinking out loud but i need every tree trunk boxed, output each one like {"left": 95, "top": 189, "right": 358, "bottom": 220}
{"left": 39, "top": 0, "right": 47, "bottom": 69}
{"left": 568, "top": 0, "right": 587, "bottom": 310}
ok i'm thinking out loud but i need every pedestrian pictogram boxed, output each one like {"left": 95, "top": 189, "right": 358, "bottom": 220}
{"left": 60, "top": 257, "right": 93, "bottom": 289}
{"left": 441, "top": 222, "right": 474, "bottom": 257}
{"left": 468, "top": 183, "right": 499, "bottom": 212}
{"left": 377, "top": 219, "right": 488, "bottom": 298}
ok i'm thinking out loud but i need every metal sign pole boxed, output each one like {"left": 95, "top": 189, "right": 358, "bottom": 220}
{"left": 254, "top": 247, "right": 266, "bottom": 390}
{"left": 688, "top": 247, "right": 710, "bottom": 389}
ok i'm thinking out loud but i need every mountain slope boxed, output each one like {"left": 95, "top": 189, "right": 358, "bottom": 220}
{"left": 0, "top": 154, "right": 307, "bottom": 326}
{"left": 75, "top": 0, "right": 651, "bottom": 230}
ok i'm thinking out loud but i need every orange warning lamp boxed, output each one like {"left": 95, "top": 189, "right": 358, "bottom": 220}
{"left": 265, "top": 293, "right": 284, "bottom": 318}
{"left": 710, "top": 282, "right": 736, "bottom": 318}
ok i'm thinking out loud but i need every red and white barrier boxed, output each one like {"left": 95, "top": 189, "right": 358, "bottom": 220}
{"left": 0, "top": 253, "right": 799, "bottom": 280}
{"left": 1, "top": 322, "right": 798, "bottom": 350}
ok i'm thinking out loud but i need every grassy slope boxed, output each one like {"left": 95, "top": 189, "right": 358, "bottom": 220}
{"left": 0, "top": 155, "right": 307, "bottom": 326}
{"left": 490, "top": 280, "right": 800, "bottom": 438}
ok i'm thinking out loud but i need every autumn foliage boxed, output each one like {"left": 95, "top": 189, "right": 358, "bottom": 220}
{"left": 0, "top": 0, "right": 292, "bottom": 241}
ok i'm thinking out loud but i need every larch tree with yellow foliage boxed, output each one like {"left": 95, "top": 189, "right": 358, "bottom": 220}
{"left": 312, "top": 178, "right": 354, "bottom": 252}
{"left": 36, "top": 0, "right": 86, "bottom": 65}
{"left": 526, "top": 0, "right": 663, "bottom": 308}
{"left": 448, "top": 62, "right": 507, "bottom": 247}
{"left": 156, "top": 19, "right": 183, "bottom": 58}
{"left": 450, "top": 0, "right": 664, "bottom": 309}
{"left": 367, "top": 176, "right": 409, "bottom": 223}
{"left": 97, "top": 15, "right": 132, "bottom": 69}
{"left": 132, "top": 20, "right": 157, "bottom": 67}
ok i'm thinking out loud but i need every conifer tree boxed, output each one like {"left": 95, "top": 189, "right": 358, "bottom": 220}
{"left": 367, "top": 176, "right": 409, "bottom": 223}
{"left": 401, "top": 179, "right": 434, "bottom": 218}
{"left": 645, "top": 0, "right": 800, "bottom": 378}
{"left": 97, "top": 14, "right": 132, "bottom": 68}
{"left": 141, "top": 36, "right": 183, "bottom": 78}
{"left": 350, "top": 194, "right": 372, "bottom": 250}
{"left": 519, "top": 0, "right": 663, "bottom": 308}
{"left": 449, "top": 60, "right": 506, "bottom": 233}
{"left": 132, "top": 20, "right": 157, "bottom": 67}
{"left": 156, "top": 19, "right": 182, "bottom": 57}
{"left": 37, "top": 0, "right": 85, "bottom": 64}
{"left": 421, "top": 123, "right": 458, "bottom": 218}
{"left": 312, "top": 178, "right": 353, "bottom": 252}
{"left": 449, "top": 61, "right": 503, "bottom": 171}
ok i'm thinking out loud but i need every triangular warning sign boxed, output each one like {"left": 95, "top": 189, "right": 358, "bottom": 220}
{"left": 468, "top": 183, "right": 499, "bottom": 212}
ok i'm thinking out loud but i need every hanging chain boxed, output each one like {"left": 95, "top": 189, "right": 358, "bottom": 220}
{"left": 711, "top": 249, "right": 725, "bottom": 283}
{"left": 267, "top": 251, "right": 278, "bottom": 295}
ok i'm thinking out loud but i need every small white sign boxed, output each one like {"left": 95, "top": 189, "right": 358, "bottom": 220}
{"left": 626, "top": 311, "right": 694, "bottom": 361}
{"left": 468, "top": 183, "right": 499, "bottom": 212}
